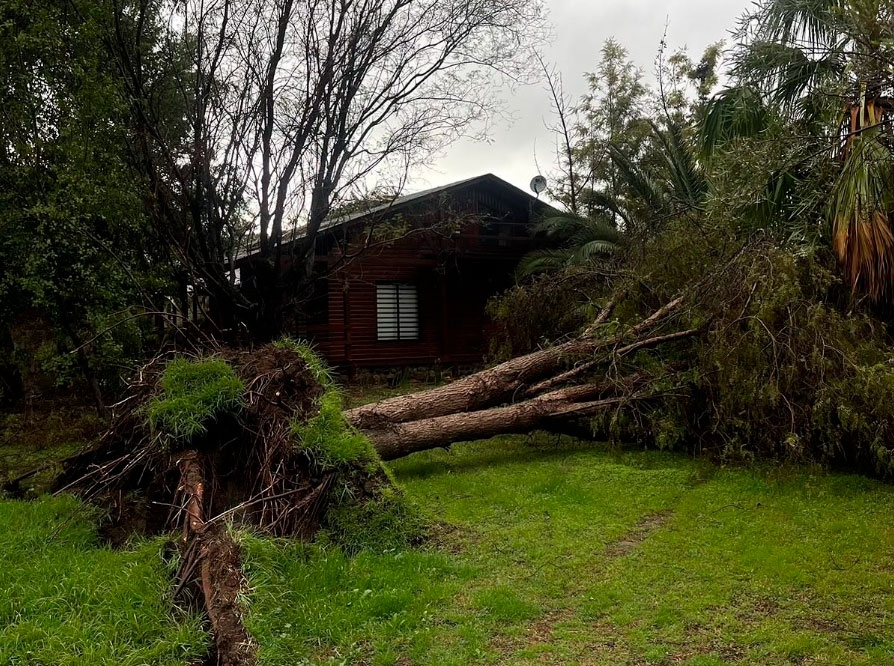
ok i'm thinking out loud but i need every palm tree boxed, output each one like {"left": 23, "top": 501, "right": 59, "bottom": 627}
{"left": 829, "top": 89, "right": 894, "bottom": 300}
{"left": 608, "top": 121, "right": 709, "bottom": 228}
{"left": 709, "top": 0, "right": 894, "bottom": 300}
{"left": 520, "top": 120, "right": 708, "bottom": 276}
{"left": 518, "top": 212, "right": 621, "bottom": 276}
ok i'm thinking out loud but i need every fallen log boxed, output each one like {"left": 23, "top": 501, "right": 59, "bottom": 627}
{"left": 346, "top": 296, "right": 687, "bottom": 431}
{"left": 366, "top": 391, "right": 641, "bottom": 460}
{"left": 364, "top": 369, "right": 659, "bottom": 460}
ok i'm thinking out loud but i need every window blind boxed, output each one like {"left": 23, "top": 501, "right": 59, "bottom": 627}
{"left": 376, "top": 283, "right": 419, "bottom": 341}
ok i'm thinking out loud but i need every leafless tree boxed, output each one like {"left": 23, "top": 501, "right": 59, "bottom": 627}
{"left": 99, "top": 0, "right": 546, "bottom": 337}
{"left": 537, "top": 53, "right": 580, "bottom": 215}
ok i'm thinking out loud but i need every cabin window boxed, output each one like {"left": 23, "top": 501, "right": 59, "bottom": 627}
{"left": 376, "top": 283, "right": 419, "bottom": 341}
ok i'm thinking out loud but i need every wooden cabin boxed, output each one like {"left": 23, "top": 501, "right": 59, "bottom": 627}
{"left": 240, "top": 173, "right": 557, "bottom": 370}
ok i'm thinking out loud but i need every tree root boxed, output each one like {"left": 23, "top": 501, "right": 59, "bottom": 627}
{"left": 175, "top": 450, "right": 257, "bottom": 666}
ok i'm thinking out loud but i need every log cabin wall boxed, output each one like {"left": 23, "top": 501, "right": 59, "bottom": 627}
{"left": 239, "top": 175, "right": 553, "bottom": 370}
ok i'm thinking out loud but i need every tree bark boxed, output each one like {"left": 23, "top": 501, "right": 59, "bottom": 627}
{"left": 366, "top": 391, "right": 636, "bottom": 460}
{"left": 345, "top": 298, "right": 688, "bottom": 432}
{"left": 348, "top": 296, "right": 698, "bottom": 461}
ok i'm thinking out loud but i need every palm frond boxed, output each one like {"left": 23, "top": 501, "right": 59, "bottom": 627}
{"left": 583, "top": 190, "right": 631, "bottom": 227}
{"left": 572, "top": 239, "right": 619, "bottom": 263}
{"left": 756, "top": 0, "right": 842, "bottom": 47}
{"left": 608, "top": 144, "right": 669, "bottom": 214}
{"left": 520, "top": 213, "right": 621, "bottom": 276}
{"left": 534, "top": 214, "right": 620, "bottom": 244}
{"left": 651, "top": 120, "right": 708, "bottom": 210}
{"left": 829, "top": 123, "right": 894, "bottom": 299}
{"left": 517, "top": 248, "right": 576, "bottom": 277}
{"left": 738, "top": 166, "right": 803, "bottom": 232}
{"left": 732, "top": 0, "right": 849, "bottom": 112}
{"left": 701, "top": 85, "right": 769, "bottom": 156}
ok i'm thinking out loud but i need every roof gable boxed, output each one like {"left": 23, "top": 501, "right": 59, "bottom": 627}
{"left": 237, "top": 173, "right": 561, "bottom": 261}
{"left": 319, "top": 173, "right": 559, "bottom": 233}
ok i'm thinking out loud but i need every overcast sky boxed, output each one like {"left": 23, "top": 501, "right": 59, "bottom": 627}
{"left": 411, "top": 0, "right": 751, "bottom": 198}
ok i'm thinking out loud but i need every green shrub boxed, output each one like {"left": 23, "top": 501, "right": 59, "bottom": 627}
{"left": 145, "top": 357, "right": 244, "bottom": 441}
{"left": 614, "top": 233, "right": 894, "bottom": 476}
{"left": 486, "top": 271, "right": 600, "bottom": 360}
{"left": 814, "top": 361, "right": 894, "bottom": 472}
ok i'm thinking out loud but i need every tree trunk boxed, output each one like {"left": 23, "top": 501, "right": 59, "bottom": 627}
{"left": 345, "top": 298, "right": 687, "bottom": 431}
{"left": 367, "top": 390, "right": 634, "bottom": 460}
{"left": 348, "top": 296, "right": 696, "bottom": 461}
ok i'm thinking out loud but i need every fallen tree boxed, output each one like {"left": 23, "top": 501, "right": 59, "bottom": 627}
{"left": 346, "top": 296, "right": 689, "bottom": 431}
{"left": 350, "top": 236, "right": 894, "bottom": 477}
{"left": 344, "top": 263, "right": 704, "bottom": 460}
{"left": 356, "top": 339, "right": 690, "bottom": 460}
{"left": 49, "top": 237, "right": 894, "bottom": 663}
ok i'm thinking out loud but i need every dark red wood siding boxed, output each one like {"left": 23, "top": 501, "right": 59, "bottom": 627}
{"left": 310, "top": 234, "right": 530, "bottom": 367}
{"left": 239, "top": 176, "right": 550, "bottom": 369}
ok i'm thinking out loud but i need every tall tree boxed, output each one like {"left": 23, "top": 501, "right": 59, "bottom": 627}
{"left": 100, "top": 0, "right": 546, "bottom": 338}
{"left": 715, "top": 0, "right": 894, "bottom": 300}
{"left": 571, "top": 39, "right": 651, "bottom": 221}
{"left": 0, "top": 0, "right": 164, "bottom": 406}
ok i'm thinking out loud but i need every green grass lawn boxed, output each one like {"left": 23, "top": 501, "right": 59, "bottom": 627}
{"left": 0, "top": 494, "right": 207, "bottom": 665}
{"left": 0, "top": 409, "right": 101, "bottom": 495}
{"left": 243, "top": 435, "right": 894, "bottom": 666}
{"left": 3, "top": 433, "right": 894, "bottom": 665}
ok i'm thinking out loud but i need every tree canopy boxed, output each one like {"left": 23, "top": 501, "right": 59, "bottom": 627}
{"left": 0, "top": 0, "right": 547, "bottom": 401}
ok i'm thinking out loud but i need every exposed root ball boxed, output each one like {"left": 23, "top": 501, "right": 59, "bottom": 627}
{"left": 54, "top": 342, "right": 390, "bottom": 541}
{"left": 54, "top": 342, "right": 411, "bottom": 665}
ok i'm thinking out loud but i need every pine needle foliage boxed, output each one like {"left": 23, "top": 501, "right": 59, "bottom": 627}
{"left": 145, "top": 357, "right": 244, "bottom": 442}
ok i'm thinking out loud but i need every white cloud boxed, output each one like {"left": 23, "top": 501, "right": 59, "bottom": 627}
{"left": 414, "top": 0, "right": 749, "bottom": 199}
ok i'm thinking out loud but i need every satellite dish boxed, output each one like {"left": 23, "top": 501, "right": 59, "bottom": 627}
{"left": 529, "top": 175, "right": 547, "bottom": 197}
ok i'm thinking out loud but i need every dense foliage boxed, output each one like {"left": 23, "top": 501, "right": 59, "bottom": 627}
{"left": 0, "top": 0, "right": 546, "bottom": 405}
{"left": 489, "top": 2, "right": 894, "bottom": 476}
{"left": 0, "top": 0, "right": 172, "bottom": 406}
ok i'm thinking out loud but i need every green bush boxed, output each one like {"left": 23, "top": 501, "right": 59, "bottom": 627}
{"left": 618, "top": 233, "right": 894, "bottom": 476}
{"left": 486, "top": 270, "right": 601, "bottom": 360}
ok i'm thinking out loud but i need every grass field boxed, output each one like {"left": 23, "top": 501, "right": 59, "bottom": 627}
{"left": 2, "top": 430, "right": 894, "bottom": 665}
{"left": 0, "top": 494, "right": 207, "bottom": 665}
{"left": 242, "top": 435, "right": 894, "bottom": 665}
{"left": 0, "top": 408, "right": 100, "bottom": 495}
